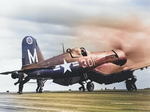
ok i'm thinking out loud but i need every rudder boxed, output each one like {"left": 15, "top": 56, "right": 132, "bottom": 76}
{"left": 22, "top": 36, "right": 44, "bottom": 68}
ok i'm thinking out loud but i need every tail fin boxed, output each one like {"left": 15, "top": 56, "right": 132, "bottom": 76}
{"left": 22, "top": 36, "right": 44, "bottom": 68}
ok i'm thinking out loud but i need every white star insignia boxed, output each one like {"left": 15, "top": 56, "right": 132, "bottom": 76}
{"left": 61, "top": 59, "right": 72, "bottom": 74}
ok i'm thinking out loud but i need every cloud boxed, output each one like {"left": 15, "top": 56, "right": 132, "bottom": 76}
{"left": 0, "top": 0, "right": 150, "bottom": 92}
{"left": 74, "top": 16, "right": 150, "bottom": 66}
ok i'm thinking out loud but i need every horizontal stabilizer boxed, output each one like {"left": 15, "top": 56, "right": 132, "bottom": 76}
{"left": 0, "top": 66, "right": 55, "bottom": 75}
{"left": 0, "top": 71, "right": 15, "bottom": 75}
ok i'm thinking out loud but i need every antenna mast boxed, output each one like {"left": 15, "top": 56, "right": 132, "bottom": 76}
{"left": 61, "top": 43, "right": 65, "bottom": 53}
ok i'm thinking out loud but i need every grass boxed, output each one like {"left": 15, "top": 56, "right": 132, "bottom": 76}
{"left": 1, "top": 89, "right": 150, "bottom": 112}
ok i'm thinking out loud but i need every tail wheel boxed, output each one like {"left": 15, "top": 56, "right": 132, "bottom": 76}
{"left": 11, "top": 72, "right": 19, "bottom": 79}
{"left": 86, "top": 82, "right": 94, "bottom": 92}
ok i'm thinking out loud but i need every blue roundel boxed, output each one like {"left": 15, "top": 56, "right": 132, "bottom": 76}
{"left": 26, "top": 36, "right": 33, "bottom": 45}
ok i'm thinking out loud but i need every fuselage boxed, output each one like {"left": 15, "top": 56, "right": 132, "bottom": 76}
{"left": 22, "top": 48, "right": 127, "bottom": 79}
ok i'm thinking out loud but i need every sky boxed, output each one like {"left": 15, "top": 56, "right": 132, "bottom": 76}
{"left": 0, "top": 0, "right": 150, "bottom": 92}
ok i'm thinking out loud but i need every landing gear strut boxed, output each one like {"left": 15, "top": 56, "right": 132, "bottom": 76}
{"left": 125, "top": 75, "right": 137, "bottom": 91}
{"left": 36, "top": 79, "right": 47, "bottom": 93}
{"left": 79, "top": 82, "right": 86, "bottom": 91}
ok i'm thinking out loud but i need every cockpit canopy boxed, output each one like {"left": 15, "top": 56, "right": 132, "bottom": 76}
{"left": 66, "top": 47, "right": 91, "bottom": 58}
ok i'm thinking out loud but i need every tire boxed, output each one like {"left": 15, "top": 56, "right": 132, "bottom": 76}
{"left": 86, "top": 82, "right": 94, "bottom": 92}
{"left": 126, "top": 82, "right": 132, "bottom": 91}
{"left": 39, "top": 88, "right": 43, "bottom": 93}
{"left": 131, "top": 84, "right": 137, "bottom": 91}
{"left": 126, "top": 79, "right": 137, "bottom": 91}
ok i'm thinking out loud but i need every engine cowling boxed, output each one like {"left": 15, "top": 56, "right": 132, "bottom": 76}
{"left": 112, "top": 49, "right": 127, "bottom": 66}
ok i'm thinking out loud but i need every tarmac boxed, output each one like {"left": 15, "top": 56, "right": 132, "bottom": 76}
{"left": 0, "top": 90, "right": 149, "bottom": 112}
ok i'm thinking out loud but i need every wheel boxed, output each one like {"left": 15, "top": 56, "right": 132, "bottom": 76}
{"left": 39, "top": 88, "right": 43, "bottom": 93}
{"left": 131, "top": 84, "right": 137, "bottom": 91}
{"left": 126, "top": 83, "right": 132, "bottom": 91}
{"left": 126, "top": 80, "right": 132, "bottom": 91}
{"left": 125, "top": 80, "right": 137, "bottom": 91}
{"left": 86, "top": 82, "right": 94, "bottom": 92}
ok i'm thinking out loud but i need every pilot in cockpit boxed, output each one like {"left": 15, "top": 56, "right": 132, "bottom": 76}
{"left": 80, "top": 47, "right": 87, "bottom": 56}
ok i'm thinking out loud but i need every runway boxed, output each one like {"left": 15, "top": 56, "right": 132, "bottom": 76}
{"left": 0, "top": 93, "right": 29, "bottom": 112}
{"left": 0, "top": 90, "right": 150, "bottom": 112}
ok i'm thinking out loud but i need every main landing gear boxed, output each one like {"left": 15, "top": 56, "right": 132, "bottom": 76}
{"left": 79, "top": 81, "right": 94, "bottom": 92}
{"left": 79, "top": 82, "right": 86, "bottom": 91}
{"left": 36, "top": 79, "right": 47, "bottom": 93}
{"left": 79, "top": 73, "right": 94, "bottom": 92}
{"left": 125, "top": 75, "right": 137, "bottom": 91}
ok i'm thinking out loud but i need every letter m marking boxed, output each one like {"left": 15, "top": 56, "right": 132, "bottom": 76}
{"left": 27, "top": 49, "right": 38, "bottom": 64}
